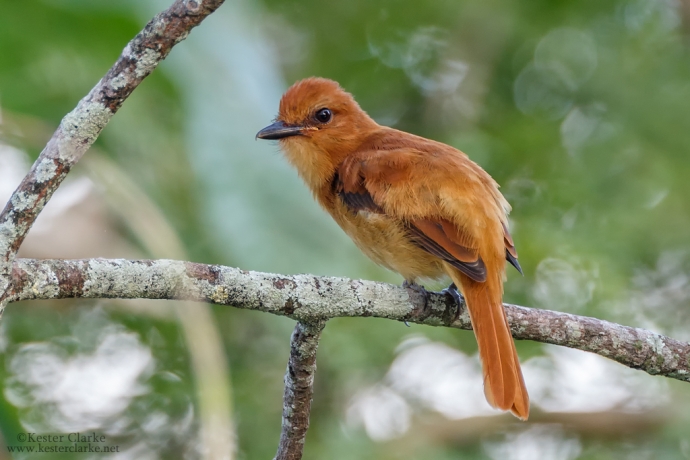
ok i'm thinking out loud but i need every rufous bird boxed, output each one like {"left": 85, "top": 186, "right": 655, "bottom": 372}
{"left": 257, "top": 77, "right": 529, "bottom": 420}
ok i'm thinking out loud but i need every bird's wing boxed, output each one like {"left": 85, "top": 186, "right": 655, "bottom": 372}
{"left": 335, "top": 146, "right": 491, "bottom": 282}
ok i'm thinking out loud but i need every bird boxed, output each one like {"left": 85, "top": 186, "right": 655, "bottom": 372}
{"left": 256, "top": 77, "right": 529, "bottom": 420}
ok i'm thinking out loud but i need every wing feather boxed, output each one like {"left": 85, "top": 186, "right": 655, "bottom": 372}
{"left": 408, "top": 219, "right": 486, "bottom": 282}
{"left": 502, "top": 222, "right": 523, "bottom": 275}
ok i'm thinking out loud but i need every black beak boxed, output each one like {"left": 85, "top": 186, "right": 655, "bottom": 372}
{"left": 256, "top": 121, "right": 304, "bottom": 140}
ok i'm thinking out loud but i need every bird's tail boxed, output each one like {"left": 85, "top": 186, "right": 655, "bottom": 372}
{"left": 448, "top": 268, "right": 529, "bottom": 420}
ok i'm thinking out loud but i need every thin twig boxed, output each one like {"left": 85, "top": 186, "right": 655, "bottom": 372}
{"left": 9, "top": 258, "right": 690, "bottom": 383}
{"left": 275, "top": 321, "right": 325, "bottom": 460}
{"left": 0, "top": 0, "right": 225, "bottom": 313}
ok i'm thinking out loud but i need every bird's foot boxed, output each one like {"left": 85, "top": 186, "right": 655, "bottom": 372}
{"left": 441, "top": 283, "right": 465, "bottom": 322}
{"left": 402, "top": 280, "right": 430, "bottom": 325}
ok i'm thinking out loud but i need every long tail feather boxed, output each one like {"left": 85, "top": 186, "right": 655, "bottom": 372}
{"left": 447, "top": 267, "right": 530, "bottom": 420}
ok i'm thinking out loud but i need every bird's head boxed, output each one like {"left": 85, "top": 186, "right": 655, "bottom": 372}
{"left": 257, "top": 77, "right": 378, "bottom": 188}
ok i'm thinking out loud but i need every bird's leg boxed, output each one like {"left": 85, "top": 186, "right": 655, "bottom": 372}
{"left": 441, "top": 283, "right": 465, "bottom": 322}
{"left": 402, "top": 279, "right": 430, "bottom": 325}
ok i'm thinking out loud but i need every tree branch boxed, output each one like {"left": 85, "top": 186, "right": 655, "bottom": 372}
{"left": 9, "top": 258, "right": 690, "bottom": 383}
{"left": 275, "top": 321, "right": 325, "bottom": 460}
{"left": 0, "top": 0, "right": 225, "bottom": 313}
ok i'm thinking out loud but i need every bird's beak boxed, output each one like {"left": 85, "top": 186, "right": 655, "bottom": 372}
{"left": 256, "top": 121, "right": 304, "bottom": 140}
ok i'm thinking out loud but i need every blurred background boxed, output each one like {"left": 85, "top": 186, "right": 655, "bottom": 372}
{"left": 1, "top": 0, "right": 690, "bottom": 458}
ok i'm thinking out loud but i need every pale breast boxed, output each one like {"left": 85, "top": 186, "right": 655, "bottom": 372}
{"left": 327, "top": 201, "right": 446, "bottom": 281}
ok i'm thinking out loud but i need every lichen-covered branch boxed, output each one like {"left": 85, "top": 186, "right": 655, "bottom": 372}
{"left": 9, "top": 258, "right": 690, "bottom": 383}
{"left": 274, "top": 321, "right": 325, "bottom": 460}
{"left": 0, "top": 0, "right": 225, "bottom": 312}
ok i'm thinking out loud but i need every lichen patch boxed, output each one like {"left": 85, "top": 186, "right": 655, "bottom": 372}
{"left": 34, "top": 159, "right": 58, "bottom": 183}
{"left": 135, "top": 48, "right": 162, "bottom": 78}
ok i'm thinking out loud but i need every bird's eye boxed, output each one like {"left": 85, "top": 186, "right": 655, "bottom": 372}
{"left": 315, "top": 108, "right": 332, "bottom": 124}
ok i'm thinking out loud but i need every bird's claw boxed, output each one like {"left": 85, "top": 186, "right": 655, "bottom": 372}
{"left": 441, "top": 283, "right": 465, "bottom": 322}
